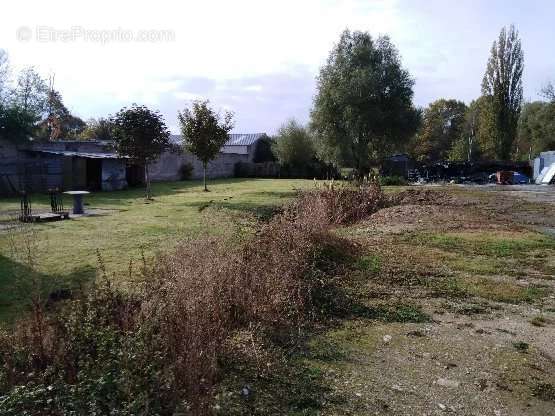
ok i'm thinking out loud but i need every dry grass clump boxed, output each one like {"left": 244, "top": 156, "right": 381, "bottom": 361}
{"left": 1, "top": 183, "right": 377, "bottom": 415}
{"left": 294, "top": 181, "right": 386, "bottom": 225}
{"left": 388, "top": 188, "right": 457, "bottom": 206}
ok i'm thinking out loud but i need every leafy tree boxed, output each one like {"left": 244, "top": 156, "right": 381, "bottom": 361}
{"left": 35, "top": 90, "right": 85, "bottom": 140}
{"left": 80, "top": 118, "right": 114, "bottom": 141}
{"left": 481, "top": 25, "right": 524, "bottom": 160}
{"left": 252, "top": 135, "right": 276, "bottom": 163}
{"left": 412, "top": 99, "right": 467, "bottom": 162}
{"left": 0, "top": 102, "right": 35, "bottom": 143}
{"left": 178, "top": 100, "right": 234, "bottom": 191}
{"left": 515, "top": 101, "right": 555, "bottom": 159}
{"left": 272, "top": 119, "right": 316, "bottom": 168}
{"left": 311, "top": 30, "right": 420, "bottom": 174}
{"left": 12, "top": 67, "right": 48, "bottom": 119}
{"left": 111, "top": 105, "right": 170, "bottom": 199}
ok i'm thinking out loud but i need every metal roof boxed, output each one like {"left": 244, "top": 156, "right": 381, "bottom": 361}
{"left": 225, "top": 133, "right": 266, "bottom": 146}
{"left": 169, "top": 133, "right": 267, "bottom": 147}
{"left": 30, "top": 149, "right": 127, "bottom": 159}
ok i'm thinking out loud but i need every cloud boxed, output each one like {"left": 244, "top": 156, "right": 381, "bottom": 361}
{"left": 153, "top": 67, "right": 316, "bottom": 134}
{"left": 1, "top": 0, "right": 554, "bottom": 131}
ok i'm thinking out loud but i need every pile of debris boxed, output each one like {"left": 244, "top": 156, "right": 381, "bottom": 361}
{"left": 388, "top": 189, "right": 458, "bottom": 206}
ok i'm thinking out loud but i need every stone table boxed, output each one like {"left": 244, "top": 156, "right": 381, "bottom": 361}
{"left": 63, "top": 191, "right": 90, "bottom": 215}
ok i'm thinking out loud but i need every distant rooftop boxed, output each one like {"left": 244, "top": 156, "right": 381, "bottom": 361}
{"left": 169, "top": 133, "right": 267, "bottom": 146}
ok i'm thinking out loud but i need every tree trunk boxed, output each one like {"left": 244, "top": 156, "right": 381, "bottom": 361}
{"left": 203, "top": 162, "right": 208, "bottom": 192}
{"left": 144, "top": 163, "right": 151, "bottom": 199}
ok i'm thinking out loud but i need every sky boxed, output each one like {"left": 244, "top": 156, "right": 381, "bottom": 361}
{"left": 1, "top": 0, "right": 554, "bottom": 134}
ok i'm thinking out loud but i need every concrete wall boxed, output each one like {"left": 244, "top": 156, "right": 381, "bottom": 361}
{"left": 533, "top": 151, "right": 555, "bottom": 180}
{"left": 0, "top": 140, "right": 66, "bottom": 194}
{"left": 150, "top": 149, "right": 249, "bottom": 181}
{"left": 0, "top": 140, "right": 129, "bottom": 194}
{"left": 101, "top": 159, "right": 128, "bottom": 191}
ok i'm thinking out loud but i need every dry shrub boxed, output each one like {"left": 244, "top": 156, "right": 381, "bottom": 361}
{"left": 144, "top": 197, "right": 355, "bottom": 410}
{"left": 0, "top": 182, "right": 387, "bottom": 414}
{"left": 388, "top": 188, "right": 456, "bottom": 206}
{"left": 294, "top": 181, "right": 386, "bottom": 225}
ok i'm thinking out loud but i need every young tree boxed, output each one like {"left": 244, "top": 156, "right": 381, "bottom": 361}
{"left": 481, "top": 25, "right": 524, "bottom": 160}
{"left": 412, "top": 99, "right": 467, "bottom": 162}
{"left": 311, "top": 30, "right": 420, "bottom": 174}
{"left": 111, "top": 105, "right": 170, "bottom": 199}
{"left": 178, "top": 100, "right": 234, "bottom": 191}
{"left": 272, "top": 119, "right": 316, "bottom": 168}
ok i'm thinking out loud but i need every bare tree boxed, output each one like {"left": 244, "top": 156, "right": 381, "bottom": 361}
{"left": 0, "top": 49, "right": 10, "bottom": 103}
{"left": 541, "top": 83, "right": 555, "bottom": 103}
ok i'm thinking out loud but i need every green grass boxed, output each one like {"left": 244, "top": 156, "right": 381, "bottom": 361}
{"left": 423, "top": 231, "right": 555, "bottom": 257}
{"left": 433, "top": 275, "right": 548, "bottom": 303}
{"left": 0, "top": 178, "right": 316, "bottom": 322}
{"left": 355, "top": 254, "right": 381, "bottom": 274}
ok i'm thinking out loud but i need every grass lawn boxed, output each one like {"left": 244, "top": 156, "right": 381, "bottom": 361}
{"left": 0, "top": 178, "right": 316, "bottom": 322}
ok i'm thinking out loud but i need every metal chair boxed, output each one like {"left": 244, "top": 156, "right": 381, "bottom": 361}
{"left": 49, "top": 188, "right": 70, "bottom": 219}
{"left": 19, "top": 191, "right": 33, "bottom": 223}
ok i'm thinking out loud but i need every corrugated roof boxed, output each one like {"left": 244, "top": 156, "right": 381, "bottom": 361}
{"left": 225, "top": 133, "right": 266, "bottom": 146}
{"left": 169, "top": 133, "right": 267, "bottom": 147}
{"left": 30, "top": 149, "right": 127, "bottom": 159}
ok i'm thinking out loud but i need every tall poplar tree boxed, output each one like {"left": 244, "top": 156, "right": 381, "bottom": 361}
{"left": 481, "top": 25, "right": 524, "bottom": 160}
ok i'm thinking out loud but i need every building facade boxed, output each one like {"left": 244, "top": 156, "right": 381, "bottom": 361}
{"left": 0, "top": 133, "right": 269, "bottom": 195}
{"left": 149, "top": 133, "right": 268, "bottom": 181}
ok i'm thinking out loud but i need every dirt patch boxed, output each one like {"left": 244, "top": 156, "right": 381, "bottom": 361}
{"left": 307, "top": 186, "right": 555, "bottom": 415}
{"left": 388, "top": 188, "right": 463, "bottom": 206}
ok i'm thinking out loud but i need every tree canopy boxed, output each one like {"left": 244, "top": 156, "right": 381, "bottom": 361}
{"left": 481, "top": 25, "right": 524, "bottom": 160}
{"left": 80, "top": 118, "right": 114, "bottom": 141}
{"left": 178, "top": 100, "right": 234, "bottom": 191}
{"left": 111, "top": 104, "right": 170, "bottom": 198}
{"left": 0, "top": 102, "right": 35, "bottom": 143}
{"left": 515, "top": 101, "right": 555, "bottom": 159}
{"left": 412, "top": 99, "right": 467, "bottom": 162}
{"left": 311, "top": 29, "right": 420, "bottom": 173}
{"left": 272, "top": 119, "right": 316, "bottom": 168}
{"left": 35, "top": 90, "right": 86, "bottom": 140}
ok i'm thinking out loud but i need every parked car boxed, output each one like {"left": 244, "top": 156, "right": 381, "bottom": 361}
{"left": 488, "top": 171, "right": 530, "bottom": 184}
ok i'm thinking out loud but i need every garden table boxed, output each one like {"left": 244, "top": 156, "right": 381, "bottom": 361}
{"left": 63, "top": 191, "right": 90, "bottom": 215}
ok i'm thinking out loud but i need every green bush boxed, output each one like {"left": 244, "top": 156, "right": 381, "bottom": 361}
{"left": 379, "top": 175, "right": 407, "bottom": 186}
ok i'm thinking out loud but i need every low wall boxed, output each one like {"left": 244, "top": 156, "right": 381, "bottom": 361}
{"left": 150, "top": 150, "right": 249, "bottom": 181}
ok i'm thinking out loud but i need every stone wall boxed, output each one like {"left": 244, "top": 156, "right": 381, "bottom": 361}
{"left": 150, "top": 149, "right": 249, "bottom": 181}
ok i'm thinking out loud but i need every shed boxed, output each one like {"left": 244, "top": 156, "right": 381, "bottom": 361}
{"left": 27, "top": 149, "right": 129, "bottom": 191}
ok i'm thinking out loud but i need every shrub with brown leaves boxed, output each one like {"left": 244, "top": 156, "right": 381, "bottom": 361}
{"left": 0, "top": 183, "right": 385, "bottom": 415}
{"left": 294, "top": 181, "right": 386, "bottom": 225}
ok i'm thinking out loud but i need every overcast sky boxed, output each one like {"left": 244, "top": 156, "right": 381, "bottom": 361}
{"left": 1, "top": 0, "right": 554, "bottom": 134}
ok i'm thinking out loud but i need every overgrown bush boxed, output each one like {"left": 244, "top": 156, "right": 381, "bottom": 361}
{"left": 0, "top": 182, "right": 387, "bottom": 414}
{"left": 294, "top": 181, "right": 386, "bottom": 224}
{"left": 379, "top": 175, "right": 407, "bottom": 186}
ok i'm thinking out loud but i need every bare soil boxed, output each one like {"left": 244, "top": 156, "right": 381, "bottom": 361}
{"left": 313, "top": 186, "right": 555, "bottom": 416}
